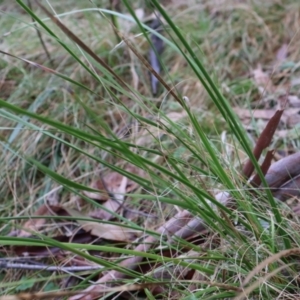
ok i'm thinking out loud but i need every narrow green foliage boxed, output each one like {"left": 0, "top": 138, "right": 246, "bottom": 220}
{"left": 0, "top": 1, "right": 298, "bottom": 299}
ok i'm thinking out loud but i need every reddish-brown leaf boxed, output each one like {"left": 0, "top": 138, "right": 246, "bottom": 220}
{"left": 243, "top": 109, "right": 283, "bottom": 179}
{"left": 250, "top": 150, "right": 274, "bottom": 187}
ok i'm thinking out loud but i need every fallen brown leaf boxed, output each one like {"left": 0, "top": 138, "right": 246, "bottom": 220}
{"left": 17, "top": 205, "right": 67, "bottom": 237}
{"left": 272, "top": 173, "right": 300, "bottom": 201}
{"left": 83, "top": 179, "right": 108, "bottom": 201}
{"left": 276, "top": 43, "right": 288, "bottom": 61}
{"left": 84, "top": 165, "right": 142, "bottom": 201}
{"left": 250, "top": 150, "right": 274, "bottom": 187}
{"left": 90, "top": 199, "right": 120, "bottom": 220}
{"left": 252, "top": 65, "right": 274, "bottom": 94}
{"left": 65, "top": 208, "right": 140, "bottom": 241}
{"left": 243, "top": 109, "right": 283, "bottom": 179}
{"left": 288, "top": 95, "right": 300, "bottom": 107}
{"left": 264, "top": 151, "right": 300, "bottom": 190}
{"left": 233, "top": 107, "right": 300, "bottom": 128}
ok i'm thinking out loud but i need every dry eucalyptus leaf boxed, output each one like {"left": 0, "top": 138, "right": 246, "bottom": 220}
{"left": 242, "top": 109, "right": 282, "bottom": 179}
{"left": 164, "top": 111, "right": 187, "bottom": 124}
{"left": 90, "top": 199, "right": 120, "bottom": 220}
{"left": 276, "top": 44, "right": 288, "bottom": 61}
{"left": 233, "top": 107, "right": 300, "bottom": 127}
{"left": 288, "top": 95, "right": 300, "bottom": 107}
{"left": 83, "top": 179, "right": 108, "bottom": 201}
{"left": 291, "top": 77, "right": 300, "bottom": 87}
{"left": 81, "top": 222, "right": 139, "bottom": 241}
{"left": 252, "top": 65, "right": 274, "bottom": 93}
{"left": 265, "top": 152, "right": 300, "bottom": 189}
{"left": 66, "top": 208, "right": 140, "bottom": 241}
{"left": 18, "top": 204, "right": 61, "bottom": 237}
{"left": 233, "top": 107, "right": 277, "bottom": 120}
{"left": 84, "top": 165, "right": 142, "bottom": 201}
{"left": 273, "top": 174, "right": 300, "bottom": 201}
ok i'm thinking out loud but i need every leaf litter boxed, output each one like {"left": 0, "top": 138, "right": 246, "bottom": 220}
{"left": 66, "top": 108, "right": 300, "bottom": 299}
{"left": 85, "top": 165, "right": 144, "bottom": 220}
{"left": 234, "top": 39, "right": 300, "bottom": 140}
{"left": 64, "top": 208, "right": 141, "bottom": 242}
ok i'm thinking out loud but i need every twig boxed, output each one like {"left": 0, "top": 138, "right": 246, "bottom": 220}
{"left": 0, "top": 260, "right": 102, "bottom": 272}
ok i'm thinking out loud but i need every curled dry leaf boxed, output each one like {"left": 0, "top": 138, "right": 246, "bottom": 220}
{"left": 83, "top": 179, "right": 109, "bottom": 201}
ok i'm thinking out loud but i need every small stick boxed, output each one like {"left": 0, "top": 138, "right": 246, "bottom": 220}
{"left": 0, "top": 260, "right": 101, "bottom": 272}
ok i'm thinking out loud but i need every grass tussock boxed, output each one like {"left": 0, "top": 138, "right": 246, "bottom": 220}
{"left": 1, "top": 0, "right": 300, "bottom": 299}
